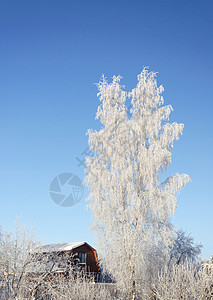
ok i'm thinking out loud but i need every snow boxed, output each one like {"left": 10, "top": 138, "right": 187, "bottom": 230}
{"left": 31, "top": 241, "right": 86, "bottom": 253}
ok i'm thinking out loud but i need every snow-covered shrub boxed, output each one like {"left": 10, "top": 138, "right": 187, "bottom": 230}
{"left": 155, "top": 257, "right": 213, "bottom": 300}
{"left": 0, "top": 219, "right": 36, "bottom": 300}
{"left": 155, "top": 261, "right": 201, "bottom": 300}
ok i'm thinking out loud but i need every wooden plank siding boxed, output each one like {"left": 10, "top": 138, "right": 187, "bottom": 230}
{"left": 67, "top": 243, "right": 100, "bottom": 274}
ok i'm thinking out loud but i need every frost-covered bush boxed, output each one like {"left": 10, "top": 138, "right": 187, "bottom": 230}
{"left": 155, "top": 258, "right": 213, "bottom": 300}
{"left": 155, "top": 261, "right": 201, "bottom": 300}
{"left": 199, "top": 256, "right": 213, "bottom": 300}
{"left": 0, "top": 219, "right": 36, "bottom": 300}
{"left": 48, "top": 272, "right": 112, "bottom": 300}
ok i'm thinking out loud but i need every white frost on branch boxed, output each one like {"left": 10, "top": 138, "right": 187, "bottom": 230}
{"left": 85, "top": 68, "right": 190, "bottom": 299}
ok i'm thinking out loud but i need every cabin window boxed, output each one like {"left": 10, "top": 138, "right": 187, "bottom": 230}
{"left": 79, "top": 252, "right": 86, "bottom": 263}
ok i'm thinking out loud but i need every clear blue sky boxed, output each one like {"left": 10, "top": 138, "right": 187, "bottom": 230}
{"left": 0, "top": 0, "right": 212, "bottom": 258}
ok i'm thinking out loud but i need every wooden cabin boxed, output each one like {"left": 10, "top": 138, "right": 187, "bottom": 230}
{"left": 31, "top": 241, "right": 100, "bottom": 280}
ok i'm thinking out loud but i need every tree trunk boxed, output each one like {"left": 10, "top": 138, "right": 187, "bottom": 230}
{"left": 131, "top": 280, "right": 136, "bottom": 300}
{"left": 152, "top": 288, "right": 156, "bottom": 300}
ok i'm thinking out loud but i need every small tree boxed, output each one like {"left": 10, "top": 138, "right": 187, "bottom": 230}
{"left": 85, "top": 68, "right": 190, "bottom": 299}
{"left": 0, "top": 219, "right": 36, "bottom": 299}
{"left": 169, "top": 229, "right": 202, "bottom": 265}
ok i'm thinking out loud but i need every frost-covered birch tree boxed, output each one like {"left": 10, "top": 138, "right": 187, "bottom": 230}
{"left": 85, "top": 68, "right": 190, "bottom": 299}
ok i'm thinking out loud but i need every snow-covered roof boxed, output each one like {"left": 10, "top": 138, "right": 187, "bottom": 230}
{"left": 31, "top": 242, "right": 86, "bottom": 253}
